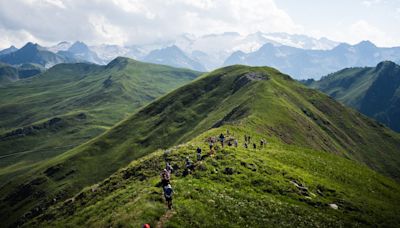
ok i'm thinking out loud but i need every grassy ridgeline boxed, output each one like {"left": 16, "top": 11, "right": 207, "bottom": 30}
{"left": 2, "top": 64, "right": 400, "bottom": 227}
{"left": 30, "top": 126, "right": 400, "bottom": 227}
{"left": 0, "top": 58, "right": 200, "bottom": 181}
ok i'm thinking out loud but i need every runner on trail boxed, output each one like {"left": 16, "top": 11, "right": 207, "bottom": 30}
{"left": 209, "top": 140, "right": 214, "bottom": 150}
{"left": 166, "top": 162, "right": 173, "bottom": 173}
{"left": 196, "top": 147, "right": 202, "bottom": 161}
{"left": 219, "top": 133, "right": 225, "bottom": 147}
{"left": 185, "top": 157, "right": 194, "bottom": 171}
{"left": 163, "top": 184, "right": 174, "bottom": 209}
{"left": 160, "top": 169, "right": 170, "bottom": 187}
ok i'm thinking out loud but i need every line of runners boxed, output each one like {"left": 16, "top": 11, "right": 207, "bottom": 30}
{"left": 159, "top": 130, "right": 268, "bottom": 210}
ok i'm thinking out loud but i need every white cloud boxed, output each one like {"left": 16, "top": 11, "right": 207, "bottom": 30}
{"left": 362, "top": 0, "right": 382, "bottom": 7}
{"left": 88, "top": 14, "right": 128, "bottom": 45}
{"left": 0, "top": 28, "right": 43, "bottom": 48}
{"left": 111, "top": 0, "right": 155, "bottom": 18}
{"left": 0, "top": 0, "right": 302, "bottom": 49}
{"left": 328, "top": 20, "right": 396, "bottom": 46}
{"left": 171, "top": 0, "right": 217, "bottom": 10}
{"left": 349, "top": 20, "right": 395, "bottom": 45}
{"left": 0, "top": 0, "right": 397, "bottom": 49}
{"left": 22, "top": 0, "right": 66, "bottom": 8}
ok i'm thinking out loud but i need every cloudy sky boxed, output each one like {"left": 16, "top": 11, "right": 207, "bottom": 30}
{"left": 0, "top": 0, "right": 399, "bottom": 49}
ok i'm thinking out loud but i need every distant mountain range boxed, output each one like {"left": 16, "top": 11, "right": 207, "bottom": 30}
{"left": 306, "top": 61, "right": 400, "bottom": 132}
{"left": 57, "top": 41, "right": 104, "bottom": 64}
{"left": 1, "top": 32, "right": 400, "bottom": 78}
{"left": 142, "top": 45, "right": 206, "bottom": 71}
{"left": 224, "top": 41, "right": 400, "bottom": 79}
{"left": 0, "top": 42, "right": 76, "bottom": 68}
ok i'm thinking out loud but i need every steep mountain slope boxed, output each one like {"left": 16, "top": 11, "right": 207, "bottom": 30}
{"left": 0, "top": 42, "right": 74, "bottom": 68}
{"left": 308, "top": 61, "right": 400, "bottom": 132}
{"left": 0, "top": 57, "right": 200, "bottom": 187}
{"left": 0, "top": 62, "right": 19, "bottom": 83}
{"left": 224, "top": 41, "right": 400, "bottom": 79}
{"left": 29, "top": 127, "right": 400, "bottom": 227}
{"left": 0, "top": 62, "right": 44, "bottom": 84}
{"left": 58, "top": 41, "right": 104, "bottom": 65}
{"left": 90, "top": 44, "right": 144, "bottom": 63}
{"left": 47, "top": 41, "right": 72, "bottom": 53}
{"left": 0, "top": 45, "right": 18, "bottom": 56}
{"left": 2, "top": 65, "right": 400, "bottom": 227}
{"left": 141, "top": 45, "right": 206, "bottom": 71}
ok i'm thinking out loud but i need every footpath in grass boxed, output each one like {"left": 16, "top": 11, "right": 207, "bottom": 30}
{"left": 31, "top": 126, "right": 400, "bottom": 228}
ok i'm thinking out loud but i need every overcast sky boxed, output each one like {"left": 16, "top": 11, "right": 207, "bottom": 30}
{"left": 0, "top": 0, "right": 399, "bottom": 49}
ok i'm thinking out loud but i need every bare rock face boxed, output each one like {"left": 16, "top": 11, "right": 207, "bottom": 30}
{"left": 243, "top": 72, "right": 269, "bottom": 81}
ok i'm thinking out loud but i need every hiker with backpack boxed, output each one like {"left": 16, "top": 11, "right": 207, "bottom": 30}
{"left": 219, "top": 133, "right": 225, "bottom": 147}
{"left": 253, "top": 143, "right": 257, "bottom": 150}
{"left": 166, "top": 162, "right": 173, "bottom": 173}
{"left": 185, "top": 157, "right": 194, "bottom": 171}
{"left": 160, "top": 169, "right": 171, "bottom": 187}
{"left": 196, "top": 147, "right": 202, "bottom": 161}
{"left": 163, "top": 184, "right": 174, "bottom": 209}
{"left": 208, "top": 139, "right": 214, "bottom": 151}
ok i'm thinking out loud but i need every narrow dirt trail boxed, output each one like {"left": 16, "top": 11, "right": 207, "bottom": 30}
{"left": 156, "top": 209, "right": 175, "bottom": 228}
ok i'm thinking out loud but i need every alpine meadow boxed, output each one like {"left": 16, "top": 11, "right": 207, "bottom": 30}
{"left": 1, "top": 1, "right": 400, "bottom": 227}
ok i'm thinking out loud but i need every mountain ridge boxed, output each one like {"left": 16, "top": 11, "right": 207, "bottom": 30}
{"left": 0, "top": 42, "right": 74, "bottom": 68}
{"left": 307, "top": 61, "right": 400, "bottom": 132}
{"left": 141, "top": 45, "right": 206, "bottom": 72}
{"left": 224, "top": 41, "right": 400, "bottom": 79}
{"left": 0, "top": 57, "right": 201, "bottom": 196}
{"left": 1, "top": 64, "right": 400, "bottom": 227}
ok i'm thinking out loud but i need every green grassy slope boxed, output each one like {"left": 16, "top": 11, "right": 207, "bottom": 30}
{"left": 0, "top": 62, "right": 19, "bottom": 83}
{"left": 308, "top": 61, "right": 400, "bottom": 132}
{"left": 29, "top": 126, "right": 400, "bottom": 227}
{"left": 2, "top": 65, "right": 400, "bottom": 227}
{"left": 0, "top": 57, "right": 200, "bottom": 183}
{"left": 0, "top": 62, "right": 44, "bottom": 84}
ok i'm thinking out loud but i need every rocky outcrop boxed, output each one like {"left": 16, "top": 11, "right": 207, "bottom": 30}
{"left": 0, "top": 117, "right": 63, "bottom": 141}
